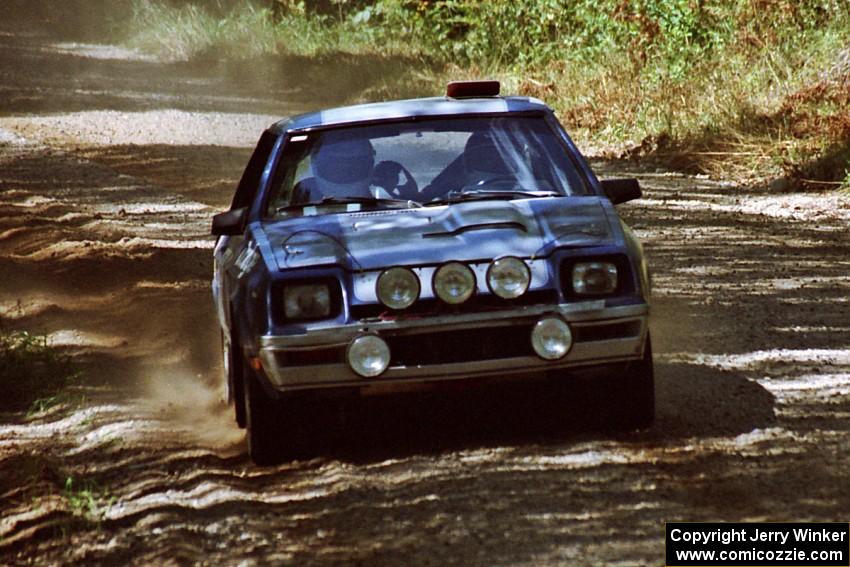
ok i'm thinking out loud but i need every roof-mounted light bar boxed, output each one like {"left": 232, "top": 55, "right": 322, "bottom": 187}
{"left": 446, "top": 80, "right": 501, "bottom": 99}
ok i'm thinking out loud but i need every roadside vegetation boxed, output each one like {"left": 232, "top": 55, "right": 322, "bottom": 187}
{"left": 0, "top": 331, "right": 80, "bottom": 414}
{"left": 121, "top": 0, "right": 850, "bottom": 189}
{"left": 63, "top": 476, "right": 114, "bottom": 523}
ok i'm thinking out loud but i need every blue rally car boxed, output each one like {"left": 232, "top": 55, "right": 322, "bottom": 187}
{"left": 212, "top": 81, "right": 653, "bottom": 464}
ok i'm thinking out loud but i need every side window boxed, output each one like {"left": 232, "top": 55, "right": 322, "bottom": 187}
{"left": 230, "top": 131, "right": 277, "bottom": 211}
{"left": 265, "top": 136, "right": 315, "bottom": 214}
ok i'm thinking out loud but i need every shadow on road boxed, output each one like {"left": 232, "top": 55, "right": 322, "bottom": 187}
{"left": 267, "top": 360, "right": 776, "bottom": 464}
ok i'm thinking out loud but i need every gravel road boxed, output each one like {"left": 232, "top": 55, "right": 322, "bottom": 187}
{"left": 1, "top": 11, "right": 849, "bottom": 567}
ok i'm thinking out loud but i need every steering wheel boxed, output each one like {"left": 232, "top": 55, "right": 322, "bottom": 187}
{"left": 372, "top": 161, "right": 419, "bottom": 199}
{"left": 464, "top": 173, "right": 519, "bottom": 191}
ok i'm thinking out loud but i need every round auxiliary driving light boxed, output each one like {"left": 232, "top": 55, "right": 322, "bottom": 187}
{"left": 531, "top": 317, "right": 573, "bottom": 360}
{"left": 347, "top": 334, "right": 391, "bottom": 377}
{"left": 377, "top": 267, "right": 420, "bottom": 310}
{"left": 433, "top": 262, "right": 476, "bottom": 305}
{"left": 487, "top": 256, "right": 531, "bottom": 299}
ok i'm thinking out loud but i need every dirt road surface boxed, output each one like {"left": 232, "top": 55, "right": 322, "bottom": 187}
{"left": 1, "top": 11, "right": 850, "bottom": 567}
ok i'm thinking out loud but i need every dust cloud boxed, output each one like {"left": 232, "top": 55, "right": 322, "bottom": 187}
{"left": 138, "top": 366, "right": 245, "bottom": 454}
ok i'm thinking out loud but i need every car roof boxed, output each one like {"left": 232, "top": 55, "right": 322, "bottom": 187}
{"left": 269, "top": 95, "right": 551, "bottom": 134}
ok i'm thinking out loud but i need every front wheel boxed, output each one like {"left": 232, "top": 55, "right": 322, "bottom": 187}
{"left": 609, "top": 334, "right": 655, "bottom": 429}
{"left": 243, "top": 361, "right": 316, "bottom": 465}
{"left": 222, "top": 330, "right": 246, "bottom": 428}
{"left": 244, "top": 361, "right": 287, "bottom": 465}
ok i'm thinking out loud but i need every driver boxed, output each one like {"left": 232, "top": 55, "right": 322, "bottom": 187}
{"left": 311, "top": 137, "right": 375, "bottom": 198}
{"left": 461, "top": 131, "right": 514, "bottom": 187}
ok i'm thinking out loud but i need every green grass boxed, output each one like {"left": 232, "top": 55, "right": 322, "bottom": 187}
{"left": 0, "top": 331, "right": 80, "bottom": 413}
{"left": 26, "top": 391, "right": 88, "bottom": 419}
{"left": 127, "top": 0, "right": 273, "bottom": 61}
{"left": 119, "top": 0, "right": 850, "bottom": 186}
{"left": 63, "top": 476, "right": 114, "bottom": 523}
{"left": 125, "top": 0, "right": 414, "bottom": 61}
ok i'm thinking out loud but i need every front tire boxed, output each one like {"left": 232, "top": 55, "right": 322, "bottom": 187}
{"left": 222, "top": 330, "right": 246, "bottom": 428}
{"left": 610, "top": 334, "right": 655, "bottom": 429}
{"left": 244, "top": 361, "right": 286, "bottom": 465}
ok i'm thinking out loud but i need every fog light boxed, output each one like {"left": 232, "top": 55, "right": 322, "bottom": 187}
{"left": 433, "top": 262, "right": 476, "bottom": 305}
{"left": 377, "top": 267, "right": 420, "bottom": 310}
{"left": 347, "top": 334, "right": 390, "bottom": 377}
{"left": 487, "top": 256, "right": 530, "bottom": 299}
{"left": 531, "top": 317, "right": 572, "bottom": 360}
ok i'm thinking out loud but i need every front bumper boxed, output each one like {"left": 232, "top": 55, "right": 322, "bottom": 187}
{"left": 258, "top": 300, "right": 648, "bottom": 392}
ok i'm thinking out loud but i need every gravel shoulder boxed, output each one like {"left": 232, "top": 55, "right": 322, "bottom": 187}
{"left": 1, "top": 15, "right": 850, "bottom": 567}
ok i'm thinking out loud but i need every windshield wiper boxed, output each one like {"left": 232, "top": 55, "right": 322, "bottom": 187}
{"left": 277, "top": 196, "right": 422, "bottom": 213}
{"left": 425, "top": 189, "right": 560, "bottom": 206}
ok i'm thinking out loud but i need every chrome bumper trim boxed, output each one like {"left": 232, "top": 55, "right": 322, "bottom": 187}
{"left": 258, "top": 301, "right": 648, "bottom": 392}
{"left": 260, "top": 302, "right": 647, "bottom": 349}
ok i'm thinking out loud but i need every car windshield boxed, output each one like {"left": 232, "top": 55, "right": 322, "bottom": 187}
{"left": 266, "top": 115, "right": 590, "bottom": 217}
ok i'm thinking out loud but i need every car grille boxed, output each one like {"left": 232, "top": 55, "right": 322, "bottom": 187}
{"left": 571, "top": 320, "right": 641, "bottom": 342}
{"left": 274, "top": 318, "right": 642, "bottom": 368}
{"left": 387, "top": 325, "right": 536, "bottom": 366}
{"left": 276, "top": 346, "right": 346, "bottom": 366}
{"left": 349, "top": 290, "right": 559, "bottom": 321}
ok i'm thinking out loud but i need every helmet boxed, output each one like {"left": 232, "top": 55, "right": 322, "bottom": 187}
{"left": 462, "top": 132, "right": 511, "bottom": 176}
{"left": 312, "top": 137, "right": 375, "bottom": 188}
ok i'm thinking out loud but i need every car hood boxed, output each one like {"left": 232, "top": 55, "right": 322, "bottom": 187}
{"left": 263, "top": 196, "right": 616, "bottom": 271}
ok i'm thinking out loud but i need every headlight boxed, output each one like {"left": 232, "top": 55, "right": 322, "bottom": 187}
{"left": 283, "top": 284, "right": 331, "bottom": 319}
{"left": 487, "top": 256, "right": 530, "bottom": 299}
{"left": 347, "top": 334, "right": 390, "bottom": 377}
{"left": 572, "top": 262, "right": 618, "bottom": 295}
{"left": 433, "top": 262, "right": 476, "bottom": 304}
{"left": 376, "top": 267, "right": 420, "bottom": 310}
{"left": 530, "top": 317, "right": 572, "bottom": 360}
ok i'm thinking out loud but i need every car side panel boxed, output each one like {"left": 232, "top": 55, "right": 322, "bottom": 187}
{"left": 213, "top": 132, "right": 282, "bottom": 338}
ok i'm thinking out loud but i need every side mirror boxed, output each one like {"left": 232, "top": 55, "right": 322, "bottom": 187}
{"left": 211, "top": 207, "right": 247, "bottom": 236}
{"left": 600, "top": 178, "right": 642, "bottom": 205}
